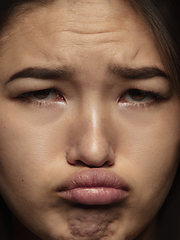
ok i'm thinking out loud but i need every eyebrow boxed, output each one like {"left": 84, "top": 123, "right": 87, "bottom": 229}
{"left": 109, "top": 66, "right": 168, "bottom": 80}
{"left": 7, "top": 67, "right": 73, "bottom": 83}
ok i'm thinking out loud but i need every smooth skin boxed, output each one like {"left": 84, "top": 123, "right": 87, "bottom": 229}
{"left": 0, "top": 0, "right": 179, "bottom": 239}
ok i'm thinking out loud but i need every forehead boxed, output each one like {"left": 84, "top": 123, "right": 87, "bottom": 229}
{"left": 11, "top": 0, "right": 144, "bottom": 32}
{"left": 0, "top": 0, "right": 163, "bottom": 75}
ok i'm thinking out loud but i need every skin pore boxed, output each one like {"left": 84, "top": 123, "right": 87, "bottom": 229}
{"left": 0, "top": 0, "right": 179, "bottom": 239}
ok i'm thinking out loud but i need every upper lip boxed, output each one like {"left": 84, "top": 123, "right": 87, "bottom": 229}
{"left": 58, "top": 168, "right": 129, "bottom": 192}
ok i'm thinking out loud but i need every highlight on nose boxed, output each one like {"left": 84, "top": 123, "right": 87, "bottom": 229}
{"left": 65, "top": 105, "right": 116, "bottom": 167}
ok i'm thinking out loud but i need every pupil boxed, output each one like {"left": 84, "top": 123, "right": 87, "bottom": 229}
{"left": 129, "top": 89, "right": 146, "bottom": 101}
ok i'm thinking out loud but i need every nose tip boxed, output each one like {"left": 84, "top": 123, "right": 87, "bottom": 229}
{"left": 66, "top": 125, "right": 115, "bottom": 167}
{"left": 67, "top": 139, "right": 115, "bottom": 167}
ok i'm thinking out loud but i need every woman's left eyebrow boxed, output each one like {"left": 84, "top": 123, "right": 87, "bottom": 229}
{"left": 109, "top": 66, "right": 168, "bottom": 80}
{"left": 7, "top": 67, "right": 73, "bottom": 83}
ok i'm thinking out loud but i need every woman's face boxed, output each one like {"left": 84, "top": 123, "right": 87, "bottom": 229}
{"left": 0, "top": 0, "right": 179, "bottom": 239}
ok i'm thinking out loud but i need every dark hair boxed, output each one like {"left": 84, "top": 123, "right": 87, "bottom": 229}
{"left": 0, "top": 0, "right": 53, "bottom": 40}
{"left": 129, "top": 0, "right": 180, "bottom": 98}
{"left": 0, "top": 1, "right": 179, "bottom": 240}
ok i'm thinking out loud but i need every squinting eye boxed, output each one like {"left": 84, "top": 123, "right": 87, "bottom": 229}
{"left": 20, "top": 89, "right": 64, "bottom": 101}
{"left": 120, "top": 89, "right": 160, "bottom": 103}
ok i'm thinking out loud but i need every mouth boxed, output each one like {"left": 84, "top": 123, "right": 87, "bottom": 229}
{"left": 58, "top": 168, "right": 129, "bottom": 205}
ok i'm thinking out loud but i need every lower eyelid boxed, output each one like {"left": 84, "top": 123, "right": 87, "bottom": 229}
{"left": 16, "top": 96, "right": 65, "bottom": 108}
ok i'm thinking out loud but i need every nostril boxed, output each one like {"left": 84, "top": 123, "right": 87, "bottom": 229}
{"left": 68, "top": 159, "right": 114, "bottom": 168}
{"left": 67, "top": 159, "right": 113, "bottom": 168}
{"left": 66, "top": 145, "right": 115, "bottom": 168}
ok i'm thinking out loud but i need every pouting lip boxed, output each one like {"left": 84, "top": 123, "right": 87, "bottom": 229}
{"left": 57, "top": 168, "right": 129, "bottom": 192}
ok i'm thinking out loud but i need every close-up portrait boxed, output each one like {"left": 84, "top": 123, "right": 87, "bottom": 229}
{"left": 0, "top": 0, "right": 179, "bottom": 239}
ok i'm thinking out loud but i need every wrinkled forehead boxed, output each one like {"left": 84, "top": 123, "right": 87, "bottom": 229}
{"left": 1, "top": 0, "right": 152, "bottom": 41}
{"left": 0, "top": 0, "right": 163, "bottom": 78}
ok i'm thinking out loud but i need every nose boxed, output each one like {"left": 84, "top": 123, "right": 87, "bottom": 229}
{"left": 66, "top": 107, "right": 115, "bottom": 167}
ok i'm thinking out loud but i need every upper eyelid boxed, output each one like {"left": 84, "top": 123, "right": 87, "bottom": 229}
{"left": 119, "top": 89, "right": 164, "bottom": 102}
{"left": 123, "top": 89, "right": 162, "bottom": 96}
{"left": 18, "top": 88, "right": 64, "bottom": 99}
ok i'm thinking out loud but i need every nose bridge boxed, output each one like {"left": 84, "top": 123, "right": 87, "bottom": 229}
{"left": 67, "top": 101, "right": 115, "bottom": 166}
{"left": 84, "top": 106, "right": 106, "bottom": 154}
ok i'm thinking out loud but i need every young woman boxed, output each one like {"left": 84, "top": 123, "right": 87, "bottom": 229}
{"left": 0, "top": 0, "right": 179, "bottom": 239}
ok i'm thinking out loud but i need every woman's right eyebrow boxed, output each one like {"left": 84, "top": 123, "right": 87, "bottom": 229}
{"left": 6, "top": 67, "right": 73, "bottom": 83}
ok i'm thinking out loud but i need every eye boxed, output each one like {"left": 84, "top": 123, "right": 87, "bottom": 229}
{"left": 120, "top": 89, "right": 162, "bottom": 104}
{"left": 19, "top": 89, "right": 65, "bottom": 102}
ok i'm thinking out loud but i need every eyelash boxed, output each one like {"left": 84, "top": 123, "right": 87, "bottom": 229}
{"left": 16, "top": 88, "right": 164, "bottom": 107}
{"left": 119, "top": 89, "right": 164, "bottom": 107}
{"left": 17, "top": 88, "right": 65, "bottom": 106}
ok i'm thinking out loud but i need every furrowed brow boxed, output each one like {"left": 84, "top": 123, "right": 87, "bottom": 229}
{"left": 7, "top": 67, "right": 72, "bottom": 83}
{"left": 109, "top": 66, "right": 168, "bottom": 80}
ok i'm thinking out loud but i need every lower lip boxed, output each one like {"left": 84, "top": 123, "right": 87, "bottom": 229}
{"left": 60, "top": 187, "right": 128, "bottom": 205}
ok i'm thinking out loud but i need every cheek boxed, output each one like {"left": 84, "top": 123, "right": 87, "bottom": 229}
{"left": 116, "top": 100, "right": 180, "bottom": 170}
{"left": 108, "top": 101, "right": 180, "bottom": 238}
{"left": 115, "top": 101, "right": 180, "bottom": 218}
{"left": 0, "top": 106, "right": 69, "bottom": 202}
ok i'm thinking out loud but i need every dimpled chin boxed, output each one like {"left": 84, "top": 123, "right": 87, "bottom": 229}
{"left": 67, "top": 207, "right": 120, "bottom": 240}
